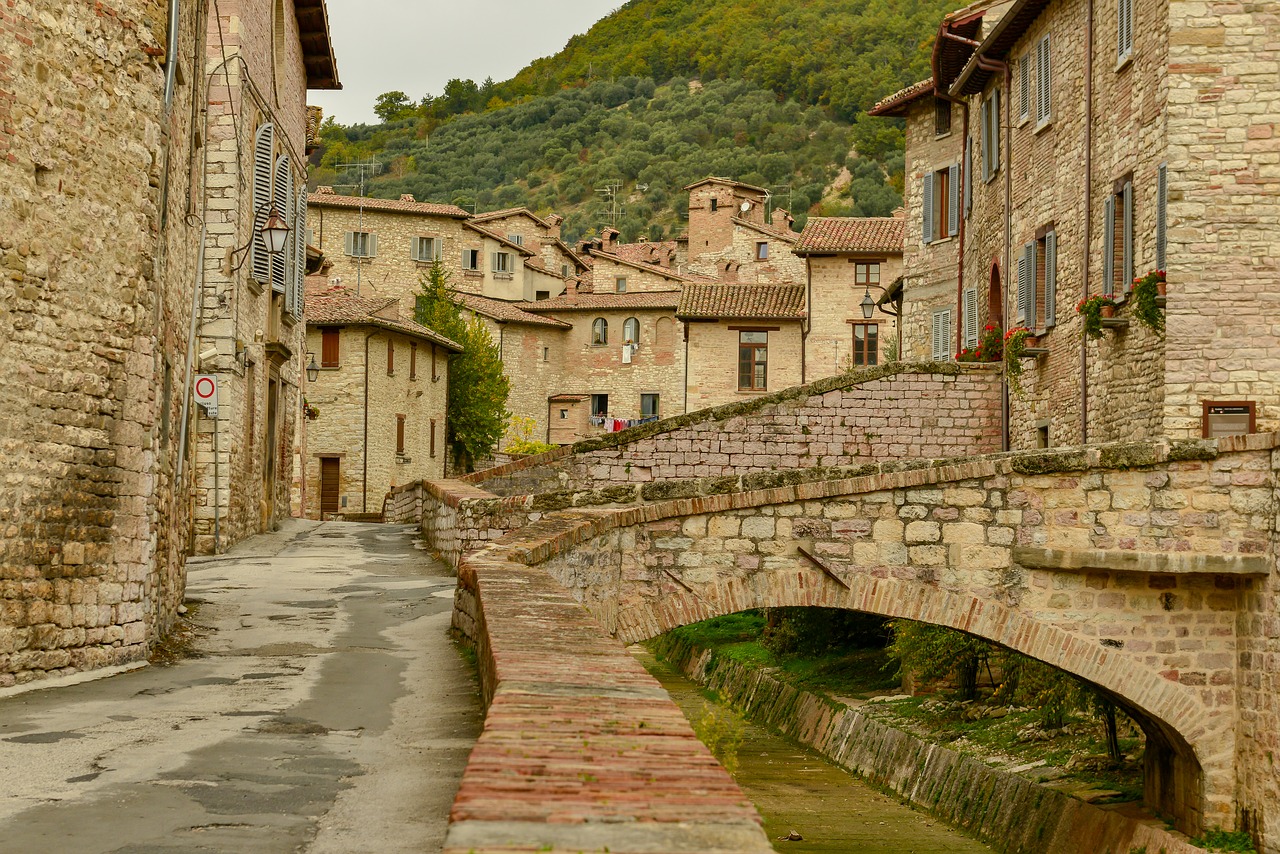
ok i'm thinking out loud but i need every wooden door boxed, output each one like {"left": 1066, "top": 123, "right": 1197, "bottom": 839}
{"left": 319, "top": 458, "right": 340, "bottom": 517}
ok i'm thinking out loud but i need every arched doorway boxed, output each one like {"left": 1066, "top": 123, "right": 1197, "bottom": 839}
{"left": 989, "top": 262, "right": 1003, "bottom": 329}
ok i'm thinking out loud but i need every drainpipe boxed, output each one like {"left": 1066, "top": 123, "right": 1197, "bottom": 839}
{"left": 362, "top": 329, "right": 377, "bottom": 512}
{"left": 1081, "top": 0, "right": 1095, "bottom": 444}
{"left": 683, "top": 323, "right": 690, "bottom": 415}
{"left": 978, "top": 54, "right": 1012, "bottom": 451}
{"left": 163, "top": 0, "right": 180, "bottom": 109}
{"left": 801, "top": 257, "right": 811, "bottom": 383}
{"left": 939, "top": 90, "right": 970, "bottom": 356}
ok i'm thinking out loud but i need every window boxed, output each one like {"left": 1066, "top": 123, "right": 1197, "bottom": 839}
{"left": 855, "top": 263, "right": 881, "bottom": 288}
{"left": 1017, "top": 53, "right": 1031, "bottom": 122}
{"left": 462, "top": 249, "right": 480, "bottom": 270}
{"left": 431, "top": 344, "right": 438, "bottom": 381}
{"left": 923, "top": 165, "right": 959, "bottom": 243}
{"left": 542, "top": 346, "right": 549, "bottom": 362}
{"left": 931, "top": 309, "right": 953, "bottom": 361}
{"left": 615, "top": 276, "right": 627, "bottom": 293}
{"left": 591, "top": 317, "right": 608, "bottom": 345}
{"left": 1156, "top": 163, "right": 1168, "bottom": 270}
{"left": 492, "top": 251, "right": 511, "bottom": 274}
{"left": 738, "top": 331, "right": 768, "bottom": 391}
{"left": 396, "top": 414, "right": 406, "bottom": 456}
{"left": 561, "top": 263, "right": 571, "bottom": 277}
{"left": 410, "top": 343, "right": 417, "bottom": 380}
{"left": 981, "top": 89, "right": 1000, "bottom": 182}
{"left": 623, "top": 316, "right": 640, "bottom": 345}
{"left": 1103, "top": 179, "right": 1134, "bottom": 296}
{"left": 1015, "top": 230, "right": 1057, "bottom": 329}
{"left": 412, "top": 236, "right": 440, "bottom": 262}
{"left": 852, "top": 323, "right": 879, "bottom": 366}
{"left": 710, "top": 197, "right": 719, "bottom": 212}
{"left": 345, "top": 231, "right": 375, "bottom": 258}
{"left": 1117, "top": 0, "right": 1134, "bottom": 61}
{"left": 387, "top": 339, "right": 394, "bottom": 375}
{"left": 591, "top": 394, "right": 609, "bottom": 417}
{"left": 430, "top": 418, "right": 436, "bottom": 457}
{"left": 756, "top": 241, "right": 769, "bottom": 260}
{"left": 507, "top": 233, "right": 524, "bottom": 246}
{"left": 934, "top": 97, "right": 952, "bottom": 136}
{"left": 1035, "top": 35, "right": 1052, "bottom": 127}
{"left": 535, "top": 290, "right": 550, "bottom": 301}
{"left": 321, "top": 328, "right": 339, "bottom": 367}
{"left": 640, "top": 393, "right": 660, "bottom": 418}
{"left": 559, "top": 409, "right": 568, "bottom": 419}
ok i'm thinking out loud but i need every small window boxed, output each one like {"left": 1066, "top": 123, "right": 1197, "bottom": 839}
{"left": 561, "top": 263, "right": 571, "bottom": 277}
{"left": 1117, "top": 0, "right": 1134, "bottom": 61}
{"left": 615, "top": 276, "right": 627, "bottom": 293}
{"left": 410, "top": 342, "right": 417, "bottom": 380}
{"left": 710, "top": 197, "right": 718, "bottom": 212}
{"left": 623, "top": 317, "right": 640, "bottom": 345}
{"left": 507, "top": 233, "right": 524, "bottom": 246}
{"left": 640, "top": 393, "right": 660, "bottom": 418}
{"left": 591, "top": 394, "right": 609, "bottom": 417}
{"left": 345, "top": 231, "right": 375, "bottom": 258}
{"left": 396, "top": 414, "right": 406, "bottom": 456}
{"left": 755, "top": 242, "right": 769, "bottom": 260}
{"left": 321, "top": 328, "right": 339, "bottom": 367}
{"left": 462, "top": 249, "right": 480, "bottom": 270}
{"left": 591, "top": 318, "right": 608, "bottom": 345}
{"left": 738, "top": 331, "right": 768, "bottom": 391}
{"left": 542, "top": 347, "right": 549, "bottom": 362}
{"left": 492, "top": 251, "right": 511, "bottom": 273}
{"left": 535, "top": 290, "right": 550, "bottom": 301}
{"left": 430, "top": 418, "right": 436, "bottom": 457}
{"left": 559, "top": 409, "right": 568, "bottom": 419}
{"left": 412, "top": 236, "right": 440, "bottom": 262}
{"left": 855, "top": 263, "right": 880, "bottom": 287}
{"left": 934, "top": 97, "right": 952, "bottom": 136}
{"left": 386, "top": 339, "right": 394, "bottom": 375}
{"left": 924, "top": 166, "right": 958, "bottom": 242}
{"left": 431, "top": 344, "right": 438, "bottom": 381}
{"left": 852, "top": 323, "right": 879, "bottom": 366}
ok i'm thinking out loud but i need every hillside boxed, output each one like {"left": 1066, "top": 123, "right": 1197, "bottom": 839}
{"left": 311, "top": 0, "right": 956, "bottom": 242}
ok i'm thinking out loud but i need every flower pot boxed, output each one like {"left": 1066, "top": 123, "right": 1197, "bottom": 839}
{"left": 1156, "top": 281, "right": 1167, "bottom": 296}
{"left": 1024, "top": 334, "right": 1039, "bottom": 348}
{"left": 1100, "top": 304, "right": 1116, "bottom": 318}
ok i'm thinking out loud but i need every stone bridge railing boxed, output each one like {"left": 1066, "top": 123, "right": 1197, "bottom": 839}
{"left": 448, "top": 432, "right": 1280, "bottom": 850}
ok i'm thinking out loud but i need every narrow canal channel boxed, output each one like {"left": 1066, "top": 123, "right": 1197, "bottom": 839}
{"left": 634, "top": 649, "right": 995, "bottom": 854}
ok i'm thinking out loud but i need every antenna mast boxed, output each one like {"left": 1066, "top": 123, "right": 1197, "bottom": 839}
{"left": 334, "top": 160, "right": 383, "bottom": 294}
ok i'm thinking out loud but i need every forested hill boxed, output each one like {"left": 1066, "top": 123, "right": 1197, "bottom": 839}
{"left": 311, "top": 0, "right": 956, "bottom": 244}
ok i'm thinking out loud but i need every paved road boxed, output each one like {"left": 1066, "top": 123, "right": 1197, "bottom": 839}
{"left": 0, "top": 520, "right": 481, "bottom": 853}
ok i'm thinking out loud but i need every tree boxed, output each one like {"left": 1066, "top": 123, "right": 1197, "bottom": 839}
{"left": 373, "top": 90, "right": 415, "bottom": 123}
{"left": 886, "top": 620, "right": 990, "bottom": 700}
{"left": 414, "top": 262, "right": 510, "bottom": 471}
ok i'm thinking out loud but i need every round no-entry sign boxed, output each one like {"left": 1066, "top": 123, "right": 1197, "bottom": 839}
{"left": 194, "top": 374, "right": 218, "bottom": 415}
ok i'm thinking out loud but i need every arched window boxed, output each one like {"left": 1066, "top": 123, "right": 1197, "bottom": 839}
{"left": 623, "top": 317, "right": 640, "bottom": 345}
{"left": 591, "top": 318, "right": 608, "bottom": 345}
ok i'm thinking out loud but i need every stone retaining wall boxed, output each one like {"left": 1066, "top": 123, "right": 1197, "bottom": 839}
{"left": 654, "top": 637, "right": 1201, "bottom": 854}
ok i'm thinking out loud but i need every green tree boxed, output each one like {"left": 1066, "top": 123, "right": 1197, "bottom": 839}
{"left": 414, "top": 262, "right": 510, "bottom": 471}
{"left": 373, "top": 90, "right": 415, "bottom": 122}
{"left": 886, "top": 620, "right": 990, "bottom": 700}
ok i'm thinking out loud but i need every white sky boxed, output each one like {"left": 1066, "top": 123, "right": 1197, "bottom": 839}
{"left": 309, "top": 0, "right": 624, "bottom": 125}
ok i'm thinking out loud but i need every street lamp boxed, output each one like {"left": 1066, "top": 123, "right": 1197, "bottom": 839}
{"left": 305, "top": 353, "right": 320, "bottom": 383}
{"left": 261, "top": 208, "right": 290, "bottom": 255}
{"left": 226, "top": 203, "right": 292, "bottom": 274}
{"left": 860, "top": 287, "right": 876, "bottom": 319}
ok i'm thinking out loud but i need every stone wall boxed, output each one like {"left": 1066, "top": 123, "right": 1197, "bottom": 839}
{"left": 471, "top": 363, "right": 1004, "bottom": 497}
{"left": 685, "top": 319, "right": 805, "bottom": 412}
{"left": 654, "top": 639, "right": 1201, "bottom": 854}
{"left": 805, "top": 253, "right": 903, "bottom": 375}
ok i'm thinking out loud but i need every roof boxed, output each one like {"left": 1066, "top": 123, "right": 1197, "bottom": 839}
{"left": 464, "top": 222, "right": 536, "bottom": 256}
{"left": 587, "top": 249, "right": 691, "bottom": 283}
{"left": 793, "top": 217, "right": 905, "bottom": 255}
{"left": 304, "top": 280, "right": 462, "bottom": 351}
{"left": 682, "top": 177, "right": 770, "bottom": 195}
{"left": 868, "top": 78, "right": 935, "bottom": 117}
{"left": 470, "top": 208, "right": 552, "bottom": 230}
{"left": 521, "top": 291, "right": 682, "bottom": 313}
{"left": 932, "top": 0, "right": 995, "bottom": 91}
{"left": 453, "top": 292, "right": 572, "bottom": 329}
{"left": 732, "top": 216, "right": 797, "bottom": 243}
{"left": 611, "top": 241, "right": 680, "bottom": 267}
{"left": 548, "top": 394, "right": 590, "bottom": 402}
{"left": 294, "top": 0, "right": 340, "bottom": 90}
{"left": 307, "top": 191, "right": 470, "bottom": 218}
{"left": 953, "top": 0, "right": 1052, "bottom": 96}
{"left": 677, "top": 283, "right": 807, "bottom": 320}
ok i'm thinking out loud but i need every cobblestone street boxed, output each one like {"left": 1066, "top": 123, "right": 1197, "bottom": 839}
{"left": 0, "top": 520, "right": 480, "bottom": 853}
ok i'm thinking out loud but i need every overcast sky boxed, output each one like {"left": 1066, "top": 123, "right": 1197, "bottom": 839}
{"left": 309, "top": 0, "right": 624, "bottom": 125}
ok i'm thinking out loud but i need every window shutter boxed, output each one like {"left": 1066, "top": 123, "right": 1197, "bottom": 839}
{"left": 271, "top": 155, "right": 290, "bottom": 294}
{"left": 964, "top": 136, "right": 973, "bottom": 218}
{"left": 344, "top": 231, "right": 354, "bottom": 256}
{"left": 1103, "top": 195, "right": 1116, "bottom": 296}
{"left": 1119, "top": 0, "right": 1133, "bottom": 58}
{"left": 1017, "top": 250, "right": 1029, "bottom": 323}
{"left": 293, "top": 190, "right": 306, "bottom": 321}
{"left": 1045, "top": 230, "right": 1057, "bottom": 328}
{"left": 948, "top": 164, "right": 960, "bottom": 236}
{"left": 980, "top": 99, "right": 991, "bottom": 181}
{"left": 434, "top": 237, "right": 442, "bottom": 261}
{"left": 461, "top": 249, "right": 469, "bottom": 268}
{"left": 1156, "top": 163, "right": 1167, "bottom": 270}
{"left": 963, "top": 287, "right": 979, "bottom": 349}
{"left": 932, "top": 312, "right": 944, "bottom": 360}
{"left": 1019, "top": 55, "right": 1030, "bottom": 120}
{"left": 1026, "top": 241, "right": 1038, "bottom": 328}
{"left": 491, "top": 252, "right": 499, "bottom": 271}
{"left": 411, "top": 236, "right": 421, "bottom": 260}
{"left": 250, "top": 124, "right": 274, "bottom": 284}
{"left": 1037, "top": 36, "right": 1052, "bottom": 125}
{"left": 991, "top": 89, "right": 1000, "bottom": 173}
{"left": 922, "top": 172, "right": 934, "bottom": 244}
{"left": 368, "top": 232, "right": 378, "bottom": 258}
{"left": 1122, "top": 181, "right": 1134, "bottom": 293}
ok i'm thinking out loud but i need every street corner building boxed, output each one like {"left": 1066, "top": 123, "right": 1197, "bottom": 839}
{"left": 0, "top": 0, "right": 338, "bottom": 686}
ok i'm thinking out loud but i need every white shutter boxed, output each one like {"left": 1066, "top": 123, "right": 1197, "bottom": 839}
{"left": 1103, "top": 195, "right": 1116, "bottom": 296}
{"left": 433, "top": 237, "right": 442, "bottom": 261}
{"left": 948, "top": 164, "right": 960, "bottom": 237}
{"left": 491, "top": 252, "right": 500, "bottom": 271}
{"left": 931, "top": 309, "right": 952, "bottom": 361}
{"left": 250, "top": 124, "right": 274, "bottom": 284}
{"left": 270, "top": 154, "right": 290, "bottom": 294}
{"left": 1119, "top": 0, "right": 1133, "bottom": 58}
{"left": 922, "top": 172, "right": 935, "bottom": 244}
{"left": 1017, "top": 250, "right": 1029, "bottom": 323}
{"left": 344, "top": 231, "right": 355, "bottom": 256}
{"left": 411, "top": 236, "right": 421, "bottom": 260}
{"left": 1036, "top": 36, "right": 1052, "bottom": 125}
{"left": 1045, "top": 231, "right": 1057, "bottom": 328}
{"left": 964, "top": 136, "right": 973, "bottom": 218}
{"left": 368, "top": 232, "right": 378, "bottom": 258}
{"left": 963, "top": 287, "right": 979, "bottom": 349}
{"left": 1122, "top": 181, "right": 1134, "bottom": 293}
{"left": 1156, "top": 163, "right": 1167, "bottom": 270}
{"left": 293, "top": 190, "right": 307, "bottom": 321}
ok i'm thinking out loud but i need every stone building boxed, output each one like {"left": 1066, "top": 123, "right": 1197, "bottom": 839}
{"left": 301, "top": 282, "right": 459, "bottom": 518}
{"left": 192, "top": 0, "right": 339, "bottom": 553}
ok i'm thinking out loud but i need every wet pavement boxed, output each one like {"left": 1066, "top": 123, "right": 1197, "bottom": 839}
{"left": 0, "top": 520, "right": 481, "bottom": 853}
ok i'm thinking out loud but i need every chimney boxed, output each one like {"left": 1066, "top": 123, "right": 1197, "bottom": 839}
{"left": 316, "top": 186, "right": 334, "bottom": 194}
{"left": 400, "top": 194, "right": 416, "bottom": 203}
{"left": 772, "top": 208, "right": 794, "bottom": 232}
{"left": 893, "top": 206, "right": 906, "bottom": 219}
{"left": 545, "top": 213, "right": 563, "bottom": 239}
{"left": 601, "top": 227, "right": 619, "bottom": 250}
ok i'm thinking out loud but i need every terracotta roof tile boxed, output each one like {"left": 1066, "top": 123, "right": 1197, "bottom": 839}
{"left": 794, "top": 217, "right": 905, "bottom": 255}
{"left": 521, "top": 291, "right": 682, "bottom": 312}
{"left": 304, "top": 278, "right": 462, "bottom": 351}
{"left": 732, "top": 217, "right": 797, "bottom": 243}
{"left": 453, "top": 292, "right": 572, "bottom": 329}
{"left": 611, "top": 241, "right": 680, "bottom": 267}
{"left": 868, "top": 78, "right": 935, "bottom": 117}
{"left": 470, "top": 208, "right": 551, "bottom": 229}
{"left": 677, "top": 283, "right": 806, "bottom": 320}
{"left": 307, "top": 191, "right": 471, "bottom": 218}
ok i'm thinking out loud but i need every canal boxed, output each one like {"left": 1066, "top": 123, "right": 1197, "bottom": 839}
{"left": 634, "top": 648, "right": 995, "bottom": 853}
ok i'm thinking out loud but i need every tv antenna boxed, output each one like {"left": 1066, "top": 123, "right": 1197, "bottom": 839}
{"left": 595, "top": 180, "right": 624, "bottom": 229}
{"left": 332, "top": 160, "right": 383, "bottom": 293}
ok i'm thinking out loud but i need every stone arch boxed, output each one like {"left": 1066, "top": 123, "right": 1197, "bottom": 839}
{"left": 988, "top": 260, "right": 1003, "bottom": 328}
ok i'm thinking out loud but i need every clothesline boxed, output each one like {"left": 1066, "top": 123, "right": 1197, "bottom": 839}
{"left": 587, "top": 414, "right": 660, "bottom": 432}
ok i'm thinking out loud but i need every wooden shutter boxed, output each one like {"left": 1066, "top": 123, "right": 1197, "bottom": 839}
{"left": 1045, "top": 231, "right": 1058, "bottom": 327}
{"left": 292, "top": 189, "right": 307, "bottom": 321}
{"left": 980, "top": 99, "right": 991, "bottom": 181}
{"left": 1026, "top": 242, "right": 1038, "bottom": 328}
{"left": 922, "top": 172, "right": 935, "bottom": 244}
{"left": 344, "top": 231, "right": 355, "bottom": 256}
{"left": 1119, "top": 0, "right": 1133, "bottom": 58}
{"left": 1156, "top": 163, "right": 1167, "bottom": 270}
{"left": 321, "top": 328, "right": 339, "bottom": 366}
{"left": 367, "top": 232, "right": 377, "bottom": 258}
{"left": 948, "top": 163, "right": 960, "bottom": 237}
{"left": 990, "top": 90, "right": 1000, "bottom": 173}
{"left": 1122, "top": 181, "right": 1134, "bottom": 293}
{"left": 963, "top": 287, "right": 979, "bottom": 349}
{"left": 964, "top": 136, "right": 973, "bottom": 218}
{"left": 387, "top": 339, "right": 394, "bottom": 375}
{"left": 491, "top": 252, "right": 499, "bottom": 271}
{"left": 931, "top": 310, "right": 952, "bottom": 361}
{"left": 1036, "top": 36, "right": 1051, "bottom": 125}
{"left": 250, "top": 124, "right": 274, "bottom": 284}
{"left": 1017, "top": 249, "right": 1029, "bottom": 323}
{"left": 271, "top": 155, "right": 290, "bottom": 294}
{"left": 1103, "top": 195, "right": 1116, "bottom": 296}
{"left": 411, "top": 236, "right": 421, "bottom": 260}
{"left": 396, "top": 414, "right": 405, "bottom": 455}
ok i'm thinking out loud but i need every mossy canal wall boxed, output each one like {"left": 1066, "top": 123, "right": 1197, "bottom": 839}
{"left": 652, "top": 636, "right": 1200, "bottom": 854}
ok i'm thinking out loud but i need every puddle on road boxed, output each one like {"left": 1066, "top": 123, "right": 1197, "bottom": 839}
{"left": 637, "top": 649, "right": 995, "bottom": 854}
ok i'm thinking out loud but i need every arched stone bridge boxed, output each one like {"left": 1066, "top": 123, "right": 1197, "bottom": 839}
{"left": 443, "top": 433, "right": 1280, "bottom": 853}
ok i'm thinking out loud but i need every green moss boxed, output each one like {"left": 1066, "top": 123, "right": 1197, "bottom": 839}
{"left": 529, "top": 491, "right": 574, "bottom": 512}
{"left": 1098, "top": 442, "right": 1162, "bottom": 470}
{"left": 1011, "top": 449, "right": 1090, "bottom": 475}
{"left": 640, "top": 479, "right": 700, "bottom": 501}
{"left": 702, "top": 476, "right": 744, "bottom": 495}
{"left": 1167, "top": 439, "right": 1219, "bottom": 462}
